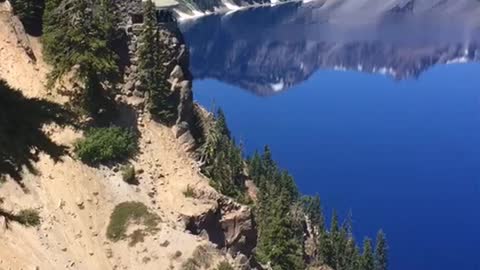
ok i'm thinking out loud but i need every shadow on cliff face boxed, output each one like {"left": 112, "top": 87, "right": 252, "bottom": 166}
{"left": 0, "top": 80, "right": 74, "bottom": 188}
{"left": 184, "top": 198, "right": 257, "bottom": 257}
{"left": 9, "top": 0, "right": 45, "bottom": 37}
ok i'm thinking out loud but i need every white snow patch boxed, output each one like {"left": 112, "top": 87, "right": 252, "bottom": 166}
{"left": 446, "top": 57, "right": 469, "bottom": 64}
{"left": 372, "top": 66, "right": 396, "bottom": 77}
{"left": 223, "top": 1, "right": 241, "bottom": 10}
{"left": 271, "top": 81, "right": 285, "bottom": 92}
{"left": 175, "top": 9, "right": 206, "bottom": 20}
{"left": 191, "top": 9, "right": 206, "bottom": 16}
{"left": 176, "top": 0, "right": 297, "bottom": 21}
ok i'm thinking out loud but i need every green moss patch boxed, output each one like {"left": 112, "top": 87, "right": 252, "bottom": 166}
{"left": 106, "top": 202, "right": 160, "bottom": 242}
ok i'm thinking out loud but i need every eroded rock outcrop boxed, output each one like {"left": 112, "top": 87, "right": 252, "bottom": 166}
{"left": 0, "top": 1, "right": 36, "bottom": 62}
{"left": 112, "top": 1, "right": 200, "bottom": 152}
{"left": 183, "top": 197, "right": 257, "bottom": 257}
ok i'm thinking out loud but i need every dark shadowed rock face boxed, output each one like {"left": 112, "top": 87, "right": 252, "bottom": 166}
{"left": 183, "top": 197, "right": 257, "bottom": 256}
{"left": 181, "top": 0, "right": 480, "bottom": 95}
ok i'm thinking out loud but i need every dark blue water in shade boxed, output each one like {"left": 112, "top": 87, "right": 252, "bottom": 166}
{"left": 193, "top": 63, "right": 480, "bottom": 270}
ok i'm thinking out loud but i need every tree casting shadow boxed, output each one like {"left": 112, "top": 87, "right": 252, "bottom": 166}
{"left": 0, "top": 80, "right": 74, "bottom": 187}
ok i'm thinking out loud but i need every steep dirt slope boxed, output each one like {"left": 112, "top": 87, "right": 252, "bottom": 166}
{"left": 0, "top": 4, "right": 238, "bottom": 270}
{"left": 0, "top": 120, "right": 224, "bottom": 270}
{"left": 0, "top": 1, "right": 48, "bottom": 98}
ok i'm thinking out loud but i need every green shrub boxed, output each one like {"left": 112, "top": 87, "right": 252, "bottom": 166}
{"left": 106, "top": 202, "right": 159, "bottom": 242}
{"left": 16, "top": 209, "right": 41, "bottom": 227}
{"left": 181, "top": 258, "right": 199, "bottom": 270}
{"left": 179, "top": 245, "right": 214, "bottom": 270}
{"left": 0, "top": 176, "right": 6, "bottom": 187}
{"left": 216, "top": 261, "right": 234, "bottom": 270}
{"left": 121, "top": 164, "right": 137, "bottom": 185}
{"left": 129, "top": 229, "right": 145, "bottom": 247}
{"left": 182, "top": 185, "right": 196, "bottom": 198}
{"left": 74, "top": 127, "right": 136, "bottom": 164}
{"left": 236, "top": 192, "right": 253, "bottom": 205}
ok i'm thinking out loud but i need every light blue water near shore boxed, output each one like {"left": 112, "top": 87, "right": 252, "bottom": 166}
{"left": 193, "top": 63, "right": 480, "bottom": 270}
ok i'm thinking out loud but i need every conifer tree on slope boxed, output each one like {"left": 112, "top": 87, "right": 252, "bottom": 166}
{"left": 248, "top": 146, "right": 275, "bottom": 190}
{"left": 335, "top": 225, "right": 351, "bottom": 270}
{"left": 138, "top": 0, "right": 175, "bottom": 123}
{"left": 303, "top": 195, "right": 325, "bottom": 235}
{"left": 138, "top": 0, "right": 159, "bottom": 96}
{"left": 43, "top": 0, "right": 118, "bottom": 83}
{"left": 345, "top": 237, "right": 361, "bottom": 270}
{"left": 374, "top": 230, "right": 388, "bottom": 270}
{"left": 279, "top": 171, "right": 298, "bottom": 202}
{"left": 317, "top": 228, "right": 333, "bottom": 266}
{"left": 199, "top": 109, "right": 244, "bottom": 197}
{"left": 215, "top": 109, "right": 231, "bottom": 139}
{"left": 255, "top": 183, "right": 304, "bottom": 270}
{"left": 248, "top": 151, "right": 263, "bottom": 184}
{"left": 326, "top": 210, "right": 340, "bottom": 267}
{"left": 360, "top": 237, "right": 375, "bottom": 270}
{"left": 42, "top": 0, "right": 67, "bottom": 66}
{"left": 42, "top": 0, "right": 118, "bottom": 114}
{"left": 302, "top": 195, "right": 328, "bottom": 265}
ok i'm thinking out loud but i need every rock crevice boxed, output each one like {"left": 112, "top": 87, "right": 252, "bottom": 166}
{"left": 183, "top": 197, "right": 257, "bottom": 258}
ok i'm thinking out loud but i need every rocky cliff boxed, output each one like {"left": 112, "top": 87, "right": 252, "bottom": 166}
{"left": 182, "top": 0, "right": 480, "bottom": 95}
{"left": 0, "top": 1, "right": 256, "bottom": 269}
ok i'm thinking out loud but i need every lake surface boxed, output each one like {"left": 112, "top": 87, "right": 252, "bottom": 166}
{"left": 181, "top": 2, "right": 480, "bottom": 270}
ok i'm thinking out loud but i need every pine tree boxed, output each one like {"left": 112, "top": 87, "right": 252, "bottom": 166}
{"left": 345, "top": 238, "right": 361, "bottom": 270}
{"left": 329, "top": 210, "right": 340, "bottom": 267}
{"left": 255, "top": 185, "right": 304, "bottom": 270}
{"left": 215, "top": 109, "right": 230, "bottom": 139}
{"left": 253, "top": 146, "right": 306, "bottom": 269}
{"left": 336, "top": 225, "right": 350, "bottom": 270}
{"left": 330, "top": 210, "right": 340, "bottom": 234}
{"left": 138, "top": 0, "right": 175, "bottom": 122}
{"left": 199, "top": 109, "right": 245, "bottom": 198}
{"left": 360, "top": 238, "right": 375, "bottom": 270}
{"left": 42, "top": 0, "right": 118, "bottom": 115}
{"left": 42, "top": 0, "right": 64, "bottom": 64}
{"left": 248, "top": 150, "right": 263, "bottom": 184}
{"left": 44, "top": 0, "right": 118, "bottom": 82}
{"left": 278, "top": 171, "right": 298, "bottom": 203}
{"left": 316, "top": 229, "right": 331, "bottom": 266}
{"left": 98, "top": 0, "right": 119, "bottom": 44}
{"left": 315, "top": 210, "right": 338, "bottom": 267}
{"left": 260, "top": 145, "right": 277, "bottom": 180}
{"left": 138, "top": 0, "right": 159, "bottom": 93}
{"left": 207, "top": 136, "right": 244, "bottom": 197}
{"left": 374, "top": 230, "right": 388, "bottom": 270}
{"left": 303, "top": 195, "right": 325, "bottom": 234}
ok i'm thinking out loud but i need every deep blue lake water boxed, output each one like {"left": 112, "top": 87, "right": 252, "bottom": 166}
{"left": 181, "top": 2, "right": 480, "bottom": 270}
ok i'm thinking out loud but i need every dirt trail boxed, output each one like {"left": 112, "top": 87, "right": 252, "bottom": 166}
{"left": 0, "top": 121, "right": 222, "bottom": 270}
